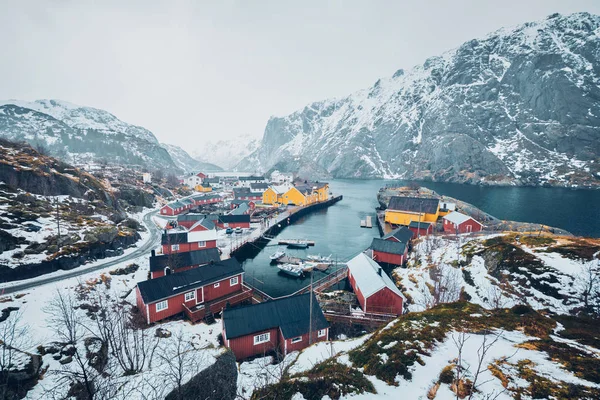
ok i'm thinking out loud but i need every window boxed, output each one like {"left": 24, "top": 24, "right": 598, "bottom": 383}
{"left": 197, "top": 241, "right": 206, "bottom": 248}
{"left": 155, "top": 300, "right": 168, "bottom": 312}
{"left": 171, "top": 244, "right": 180, "bottom": 251}
{"left": 214, "top": 282, "right": 220, "bottom": 288}
{"left": 185, "top": 291, "right": 195, "bottom": 302}
{"left": 291, "top": 336, "right": 302, "bottom": 344}
{"left": 230, "top": 276, "right": 239, "bottom": 286}
{"left": 253, "top": 332, "right": 270, "bottom": 345}
{"left": 318, "top": 329, "right": 326, "bottom": 338}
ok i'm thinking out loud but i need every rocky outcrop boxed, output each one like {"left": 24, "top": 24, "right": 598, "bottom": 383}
{"left": 240, "top": 13, "right": 600, "bottom": 188}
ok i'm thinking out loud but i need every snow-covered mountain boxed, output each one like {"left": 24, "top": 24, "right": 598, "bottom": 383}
{"left": 194, "top": 134, "right": 260, "bottom": 170}
{"left": 160, "top": 143, "right": 223, "bottom": 173}
{"left": 0, "top": 99, "right": 179, "bottom": 172}
{"left": 240, "top": 12, "right": 600, "bottom": 187}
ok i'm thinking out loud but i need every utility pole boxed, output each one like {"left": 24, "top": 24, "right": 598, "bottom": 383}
{"left": 417, "top": 201, "right": 422, "bottom": 239}
{"left": 55, "top": 198, "right": 61, "bottom": 251}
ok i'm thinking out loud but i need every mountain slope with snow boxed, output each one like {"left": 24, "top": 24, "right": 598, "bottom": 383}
{"left": 160, "top": 143, "right": 223, "bottom": 173}
{"left": 240, "top": 12, "right": 600, "bottom": 187}
{"left": 0, "top": 99, "right": 179, "bottom": 172}
{"left": 194, "top": 135, "right": 260, "bottom": 170}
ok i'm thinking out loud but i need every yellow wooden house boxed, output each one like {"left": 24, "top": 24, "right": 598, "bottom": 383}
{"left": 384, "top": 196, "right": 440, "bottom": 226}
{"left": 195, "top": 184, "right": 213, "bottom": 193}
{"left": 262, "top": 184, "right": 292, "bottom": 205}
{"left": 313, "top": 182, "right": 329, "bottom": 202}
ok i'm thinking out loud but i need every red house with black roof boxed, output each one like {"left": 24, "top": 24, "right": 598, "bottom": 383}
{"left": 161, "top": 229, "right": 218, "bottom": 255}
{"left": 149, "top": 247, "right": 221, "bottom": 279}
{"left": 136, "top": 258, "right": 252, "bottom": 324}
{"left": 408, "top": 221, "right": 434, "bottom": 238}
{"left": 216, "top": 214, "right": 251, "bottom": 229}
{"left": 222, "top": 293, "right": 329, "bottom": 360}
{"left": 371, "top": 237, "right": 408, "bottom": 266}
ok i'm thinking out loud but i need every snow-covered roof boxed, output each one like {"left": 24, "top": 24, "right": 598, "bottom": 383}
{"left": 443, "top": 211, "right": 482, "bottom": 226}
{"left": 347, "top": 253, "right": 406, "bottom": 300}
{"left": 187, "top": 229, "right": 218, "bottom": 243}
{"left": 271, "top": 184, "right": 292, "bottom": 194}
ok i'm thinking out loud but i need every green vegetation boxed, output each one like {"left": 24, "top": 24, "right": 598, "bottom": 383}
{"left": 519, "top": 235, "right": 556, "bottom": 247}
{"left": 251, "top": 359, "right": 376, "bottom": 400}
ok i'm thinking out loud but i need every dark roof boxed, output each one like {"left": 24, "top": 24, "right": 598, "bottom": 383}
{"left": 219, "top": 214, "right": 250, "bottom": 223}
{"left": 294, "top": 184, "right": 312, "bottom": 194}
{"left": 371, "top": 237, "right": 406, "bottom": 255}
{"left": 223, "top": 293, "right": 329, "bottom": 340}
{"left": 387, "top": 196, "right": 439, "bottom": 214}
{"left": 231, "top": 199, "right": 253, "bottom": 206}
{"left": 250, "top": 182, "right": 269, "bottom": 190}
{"left": 203, "top": 177, "right": 220, "bottom": 184}
{"left": 140, "top": 257, "right": 239, "bottom": 303}
{"left": 239, "top": 176, "right": 265, "bottom": 181}
{"left": 382, "top": 226, "right": 413, "bottom": 244}
{"left": 233, "top": 187, "right": 261, "bottom": 198}
{"left": 233, "top": 187, "right": 250, "bottom": 194}
{"left": 161, "top": 231, "right": 188, "bottom": 245}
{"left": 190, "top": 218, "right": 215, "bottom": 231}
{"left": 149, "top": 247, "right": 221, "bottom": 272}
{"left": 177, "top": 213, "right": 205, "bottom": 222}
{"left": 409, "top": 221, "right": 433, "bottom": 229}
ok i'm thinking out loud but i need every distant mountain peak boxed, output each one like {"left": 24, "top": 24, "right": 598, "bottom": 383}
{"left": 239, "top": 12, "right": 600, "bottom": 188}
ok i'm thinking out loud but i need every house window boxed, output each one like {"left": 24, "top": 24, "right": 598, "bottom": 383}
{"left": 171, "top": 244, "right": 179, "bottom": 251}
{"left": 253, "top": 332, "right": 270, "bottom": 345}
{"left": 230, "top": 276, "right": 239, "bottom": 286}
{"left": 291, "top": 336, "right": 302, "bottom": 344}
{"left": 197, "top": 241, "right": 206, "bottom": 248}
{"left": 184, "top": 291, "right": 195, "bottom": 302}
{"left": 318, "top": 329, "right": 326, "bottom": 338}
{"left": 214, "top": 282, "right": 220, "bottom": 288}
{"left": 155, "top": 300, "right": 168, "bottom": 312}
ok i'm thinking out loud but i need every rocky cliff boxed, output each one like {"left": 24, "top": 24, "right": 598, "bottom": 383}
{"left": 240, "top": 13, "right": 600, "bottom": 188}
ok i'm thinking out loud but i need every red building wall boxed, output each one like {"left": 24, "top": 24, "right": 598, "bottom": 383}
{"left": 443, "top": 218, "right": 482, "bottom": 234}
{"left": 139, "top": 273, "right": 242, "bottom": 324}
{"left": 161, "top": 206, "right": 174, "bottom": 216}
{"left": 348, "top": 272, "right": 367, "bottom": 312}
{"left": 226, "top": 328, "right": 280, "bottom": 360}
{"left": 409, "top": 225, "right": 432, "bottom": 238}
{"left": 161, "top": 240, "right": 217, "bottom": 255}
{"left": 372, "top": 250, "right": 405, "bottom": 266}
{"left": 151, "top": 264, "right": 198, "bottom": 279}
{"left": 216, "top": 222, "right": 250, "bottom": 229}
{"left": 365, "top": 287, "right": 404, "bottom": 315}
{"left": 284, "top": 328, "right": 329, "bottom": 353}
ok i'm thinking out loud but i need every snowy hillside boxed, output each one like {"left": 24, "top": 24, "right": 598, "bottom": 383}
{"left": 160, "top": 143, "right": 223, "bottom": 173}
{"left": 241, "top": 12, "right": 600, "bottom": 187}
{"left": 0, "top": 99, "right": 179, "bottom": 172}
{"left": 193, "top": 134, "right": 260, "bottom": 170}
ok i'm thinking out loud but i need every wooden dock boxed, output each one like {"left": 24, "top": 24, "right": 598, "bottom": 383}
{"left": 292, "top": 266, "right": 348, "bottom": 296}
{"left": 360, "top": 215, "right": 373, "bottom": 228}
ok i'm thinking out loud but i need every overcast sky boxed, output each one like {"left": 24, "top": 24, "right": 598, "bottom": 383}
{"left": 2, "top": 1, "right": 600, "bottom": 147}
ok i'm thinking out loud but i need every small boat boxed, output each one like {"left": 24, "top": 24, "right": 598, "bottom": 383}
{"left": 269, "top": 251, "right": 285, "bottom": 260}
{"left": 277, "top": 263, "right": 304, "bottom": 277}
{"left": 287, "top": 242, "right": 309, "bottom": 249}
{"left": 307, "top": 254, "right": 332, "bottom": 262}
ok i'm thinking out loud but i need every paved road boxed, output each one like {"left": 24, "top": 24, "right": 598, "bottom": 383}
{"left": 0, "top": 210, "right": 161, "bottom": 295}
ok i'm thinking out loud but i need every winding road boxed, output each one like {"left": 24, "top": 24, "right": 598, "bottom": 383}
{"left": 0, "top": 210, "right": 162, "bottom": 295}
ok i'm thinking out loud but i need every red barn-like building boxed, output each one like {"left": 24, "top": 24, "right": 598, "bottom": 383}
{"left": 371, "top": 238, "right": 408, "bottom": 266}
{"left": 347, "top": 253, "right": 406, "bottom": 316}
{"left": 443, "top": 211, "right": 483, "bottom": 234}
{"left": 408, "top": 221, "right": 434, "bottom": 238}
{"left": 161, "top": 229, "right": 218, "bottom": 255}
{"left": 136, "top": 258, "right": 251, "bottom": 324}
{"left": 222, "top": 293, "right": 329, "bottom": 360}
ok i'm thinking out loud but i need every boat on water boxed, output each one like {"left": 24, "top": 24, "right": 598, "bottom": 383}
{"left": 269, "top": 251, "right": 285, "bottom": 260}
{"left": 277, "top": 263, "right": 304, "bottom": 277}
{"left": 307, "top": 254, "right": 332, "bottom": 262}
{"left": 287, "top": 242, "right": 309, "bottom": 249}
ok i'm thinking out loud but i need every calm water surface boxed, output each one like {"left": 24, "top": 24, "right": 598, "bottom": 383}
{"left": 242, "top": 179, "right": 599, "bottom": 297}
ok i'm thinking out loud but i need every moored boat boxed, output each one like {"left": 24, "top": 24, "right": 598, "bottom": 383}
{"left": 287, "top": 242, "right": 309, "bottom": 249}
{"left": 269, "top": 251, "right": 285, "bottom": 260}
{"left": 277, "top": 263, "right": 304, "bottom": 277}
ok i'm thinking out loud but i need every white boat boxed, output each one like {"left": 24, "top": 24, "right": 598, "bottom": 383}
{"left": 269, "top": 251, "right": 285, "bottom": 260}
{"left": 277, "top": 263, "right": 304, "bottom": 277}
{"left": 307, "top": 254, "right": 332, "bottom": 262}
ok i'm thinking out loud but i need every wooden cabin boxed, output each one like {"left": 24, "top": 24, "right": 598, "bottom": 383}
{"left": 137, "top": 258, "right": 249, "bottom": 324}
{"left": 408, "top": 221, "right": 434, "bottom": 238}
{"left": 443, "top": 211, "right": 483, "bottom": 234}
{"left": 149, "top": 247, "right": 221, "bottom": 279}
{"left": 384, "top": 196, "right": 440, "bottom": 226}
{"left": 371, "top": 238, "right": 408, "bottom": 266}
{"left": 222, "top": 293, "right": 329, "bottom": 360}
{"left": 347, "top": 253, "right": 406, "bottom": 316}
{"left": 161, "top": 229, "right": 218, "bottom": 255}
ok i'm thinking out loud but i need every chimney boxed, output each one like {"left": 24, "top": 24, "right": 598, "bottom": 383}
{"left": 151, "top": 249, "right": 155, "bottom": 257}
{"left": 378, "top": 267, "right": 382, "bottom": 276}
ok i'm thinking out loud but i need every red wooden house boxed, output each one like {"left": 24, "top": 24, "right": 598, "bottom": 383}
{"left": 347, "top": 253, "right": 406, "bottom": 316}
{"left": 161, "top": 229, "right": 218, "bottom": 255}
{"left": 233, "top": 187, "right": 262, "bottom": 202}
{"left": 222, "top": 293, "right": 329, "bottom": 360}
{"left": 408, "top": 221, "right": 434, "bottom": 238}
{"left": 371, "top": 238, "right": 408, "bottom": 266}
{"left": 149, "top": 247, "right": 221, "bottom": 279}
{"left": 230, "top": 200, "right": 256, "bottom": 211}
{"left": 216, "top": 214, "right": 251, "bottom": 229}
{"left": 136, "top": 258, "right": 252, "bottom": 324}
{"left": 176, "top": 214, "right": 213, "bottom": 230}
{"left": 382, "top": 226, "right": 413, "bottom": 244}
{"left": 443, "top": 211, "right": 483, "bottom": 234}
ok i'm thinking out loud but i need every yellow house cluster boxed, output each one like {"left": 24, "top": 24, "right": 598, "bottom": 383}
{"left": 195, "top": 184, "right": 213, "bottom": 193}
{"left": 262, "top": 182, "right": 329, "bottom": 206}
{"left": 384, "top": 196, "right": 441, "bottom": 226}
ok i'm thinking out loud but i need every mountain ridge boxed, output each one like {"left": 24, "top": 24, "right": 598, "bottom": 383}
{"left": 239, "top": 12, "right": 600, "bottom": 188}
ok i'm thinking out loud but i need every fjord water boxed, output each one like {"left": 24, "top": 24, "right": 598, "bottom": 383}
{"left": 242, "top": 180, "right": 600, "bottom": 297}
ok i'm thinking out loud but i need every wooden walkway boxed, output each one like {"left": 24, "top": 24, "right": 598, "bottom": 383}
{"left": 323, "top": 310, "right": 396, "bottom": 328}
{"left": 292, "top": 266, "right": 348, "bottom": 296}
